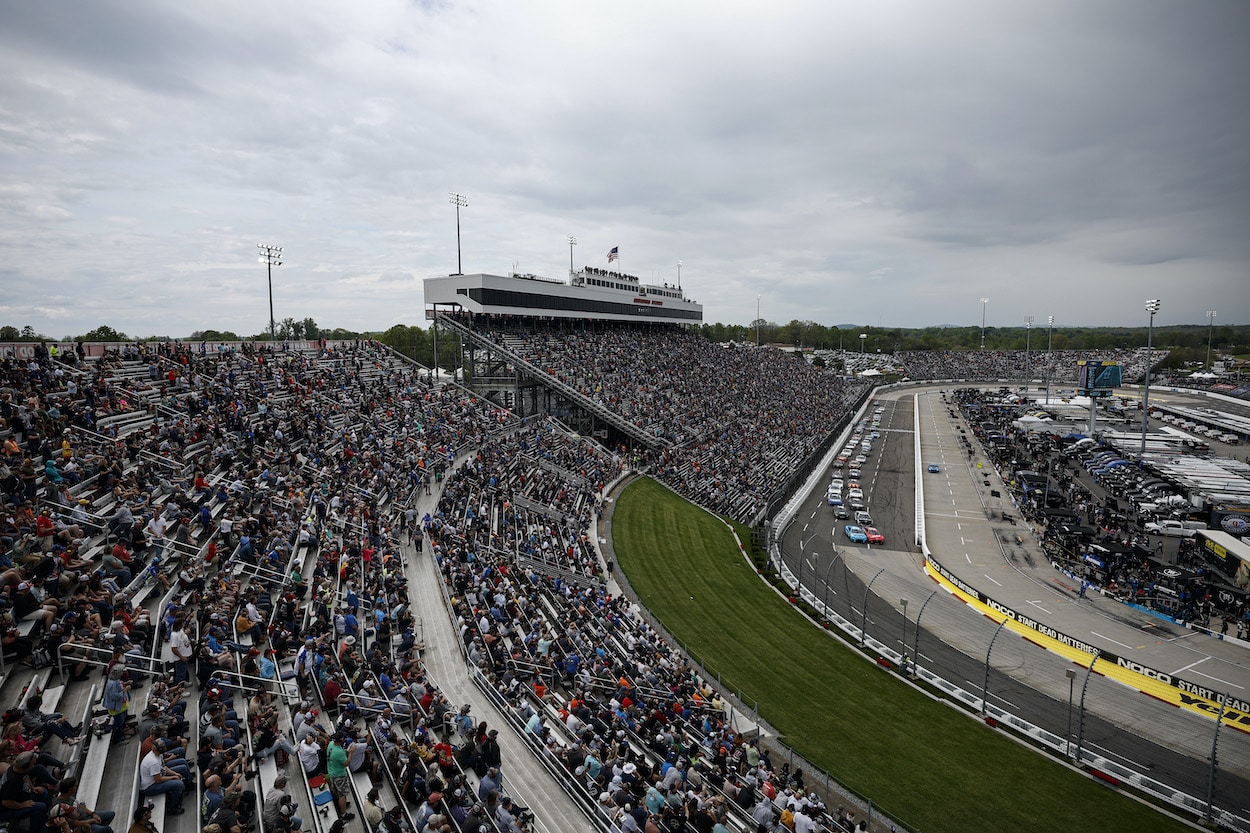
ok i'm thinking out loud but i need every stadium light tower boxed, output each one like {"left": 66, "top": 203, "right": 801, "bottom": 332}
{"left": 1206, "top": 309, "right": 1218, "bottom": 369}
{"left": 1023, "top": 315, "right": 1034, "bottom": 393}
{"left": 676, "top": 259, "right": 682, "bottom": 289}
{"left": 1044, "top": 315, "right": 1055, "bottom": 404}
{"left": 257, "top": 243, "right": 282, "bottom": 342}
{"left": 979, "top": 298, "right": 990, "bottom": 350}
{"left": 859, "top": 333, "right": 867, "bottom": 354}
{"left": 449, "top": 192, "right": 468, "bottom": 275}
{"left": 1140, "top": 299, "right": 1161, "bottom": 456}
{"left": 756, "top": 295, "right": 760, "bottom": 347}
{"left": 567, "top": 236, "right": 577, "bottom": 276}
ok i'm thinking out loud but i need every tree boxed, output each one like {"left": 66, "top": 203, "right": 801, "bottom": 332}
{"left": 302, "top": 318, "right": 319, "bottom": 340}
{"left": 379, "top": 324, "right": 430, "bottom": 364}
{"left": 192, "top": 329, "right": 241, "bottom": 341}
{"left": 78, "top": 325, "right": 128, "bottom": 342}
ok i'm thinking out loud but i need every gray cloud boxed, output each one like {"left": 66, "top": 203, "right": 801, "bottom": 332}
{"left": 0, "top": 0, "right": 1246, "bottom": 339}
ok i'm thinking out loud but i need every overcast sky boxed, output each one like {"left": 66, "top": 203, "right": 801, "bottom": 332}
{"left": 1, "top": 0, "right": 1246, "bottom": 339}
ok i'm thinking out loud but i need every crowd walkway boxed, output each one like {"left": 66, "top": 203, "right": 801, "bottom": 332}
{"left": 402, "top": 485, "right": 590, "bottom": 832}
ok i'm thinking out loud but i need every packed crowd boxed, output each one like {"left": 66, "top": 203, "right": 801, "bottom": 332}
{"left": 429, "top": 452, "right": 870, "bottom": 832}
{"left": 0, "top": 338, "right": 538, "bottom": 833}
{"left": 0, "top": 326, "right": 880, "bottom": 833}
{"left": 898, "top": 348, "right": 1166, "bottom": 385}
{"left": 485, "top": 324, "right": 869, "bottom": 523}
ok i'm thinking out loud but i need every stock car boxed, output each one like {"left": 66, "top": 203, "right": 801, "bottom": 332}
{"left": 864, "top": 526, "right": 885, "bottom": 544}
{"left": 844, "top": 524, "right": 868, "bottom": 543}
{"left": 927, "top": 463, "right": 941, "bottom": 473}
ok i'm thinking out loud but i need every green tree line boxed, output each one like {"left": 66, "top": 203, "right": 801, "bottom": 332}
{"left": 703, "top": 320, "right": 1250, "bottom": 362}
{"left": 5, "top": 320, "right": 1247, "bottom": 372}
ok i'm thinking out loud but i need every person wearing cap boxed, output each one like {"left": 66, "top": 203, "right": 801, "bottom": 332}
{"left": 101, "top": 666, "right": 131, "bottom": 746}
{"left": 262, "top": 775, "right": 303, "bottom": 831}
{"left": 494, "top": 796, "right": 525, "bottom": 833}
{"left": 0, "top": 751, "right": 50, "bottom": 830}
{"left": 477, "top": 768, "right": 501, "bottom": 803}
{"left": 296, "top": 733, "right": 323, "bottom": 776}
{"left": 20, "top": 692, "right": 82, "bottom": 747}
{"left": 126, "top": 803, "right": 157, "bottom": 833}
{"left": 52, "top": 776, "right": 115, "bottom": 833}
{"left": 362, "top": 788, "right": 384, "bottom": 830}
{"left": 137, "top": 739, "right": 186, "bottom": 815}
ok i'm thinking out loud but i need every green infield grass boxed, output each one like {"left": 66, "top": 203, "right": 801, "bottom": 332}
{"left": 613, "top": 476, "right": 1192, "bottom": 833}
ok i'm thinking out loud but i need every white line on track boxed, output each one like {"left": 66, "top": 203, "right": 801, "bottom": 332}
{"left": 1191, "top": 669, "right": 1245, "bottom": 690}
{"left": 1171, "top": 657, "right": 1210, "bottom": 676}
{"left": 1088, "top": 742, "right": 1139, "bottom": 767}
{"left": 1026, "top": 600, "right": 1051, "bottom": 614}
{"left": 983, "top": 574, "right": 1002, "bottom": 586}
{"left": 965, "top": 554, "right": 972, "bottom": 564}
{"left": 1090, "top": 631, "right": 1136, "bottom": 651}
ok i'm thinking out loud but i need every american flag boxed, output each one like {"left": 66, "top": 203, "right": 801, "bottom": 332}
{"left": 607, "top": 246, "right": 619, "bottom": 263}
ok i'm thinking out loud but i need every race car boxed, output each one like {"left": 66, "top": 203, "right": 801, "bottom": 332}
{"left": 864, "top": 526, "right": 885, "bottom": 544}
{"left": 844, "top": 524, "right": 868, "bottom": 543}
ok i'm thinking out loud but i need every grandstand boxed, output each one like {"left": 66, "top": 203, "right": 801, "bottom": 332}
{"left": 0, "top": 315, "right": 879, "bottom": 833}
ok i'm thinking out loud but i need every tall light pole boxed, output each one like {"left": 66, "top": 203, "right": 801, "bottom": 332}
{"left": 449, "top": 192, "right": 468, "bottom": 275}
{"left": 1044, "top": 315, "right": 1055, "bottom": 405}
{"left": 676, "top": 259, "right": 682, "bottom": 289}
{"left": 756, "top": 295, "right": 760, "bottom": 346}
{"left": 567, "top": 236, "right": 577, "bottom": 277}
{"left": 1023, "top": 315, "right": 1034, "bottom": 393}
{"left": 257, "top": 243, "right": 282, "bottom": 342}
{"left": 980, "top": 297, "right": 990, "bottom": 350}
{"left": 1140, "top": 299, "right": 1161, "bottom": 457}
{"left": 1206, "top": 310, "right": 1218, "bottom": 370}
{"left": 859, "top": 333, "right": 867, "bottom": 354}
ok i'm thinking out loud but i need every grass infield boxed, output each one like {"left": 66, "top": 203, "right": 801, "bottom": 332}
{"left": 612, "top": 476, "right": 1191, "bottom": 833}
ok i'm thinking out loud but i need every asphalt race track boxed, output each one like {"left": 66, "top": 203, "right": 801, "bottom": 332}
{"left": 779, "top": 385, "right": 1250, "bottom": 818}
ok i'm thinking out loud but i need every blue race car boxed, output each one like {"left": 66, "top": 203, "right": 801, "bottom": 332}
{"left": 926, "top": 463, "right": 941, "bottom": 473}
{"left": 844, "top": 524, "right": 868, "bottom": 543}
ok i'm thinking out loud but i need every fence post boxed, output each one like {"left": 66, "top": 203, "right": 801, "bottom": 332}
{"left": 1207, "top": 695, "right": 1229, "bottom": 823}
{"left": 911, "top": 588, "right": 939, "bottom": 674}
{"left": 1074, "top": 659, "right": 1096, "bottom": 765}
{"left": 860, "top": 568, "right": 886, "bottom": 646}
{"left": 981, "top": 617, "right": 1009, "bottom": 713}
{"left": 822, "top": 550, "right": 844, "bottom": 620}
